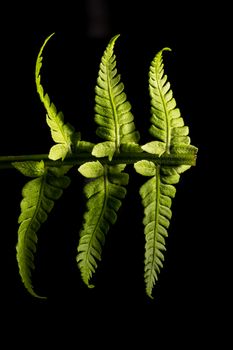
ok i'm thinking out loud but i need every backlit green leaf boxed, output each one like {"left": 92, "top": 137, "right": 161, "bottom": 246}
{"left": 78, "top": 161, "right": 104, "bottom": 178}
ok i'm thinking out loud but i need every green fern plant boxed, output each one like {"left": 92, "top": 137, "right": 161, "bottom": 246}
{"left": 1, "top": 33, "right": 198, "bottom": 299}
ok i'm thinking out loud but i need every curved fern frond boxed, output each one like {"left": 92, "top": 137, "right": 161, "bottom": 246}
{"left": 135, "top": 160, "right": 180, "bottom": 298}
{"left": 35, "top": 33, "right": 75, "bottom": 160}
{"left": 16, "top": 163, "right": 71, "bottom": 298}
{"left": 77, "top": 161, "right": 128, "bottom": 287}
{"left": 92, "top": 34, "right": 140, "bottom": 159}
{"left": 148, "top": 47, "right": 191, "bottom": 154}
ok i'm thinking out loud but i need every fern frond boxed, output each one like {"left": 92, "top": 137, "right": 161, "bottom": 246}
{"left": 35, "top": 33, "right": 75, "bottom": 160}
{"left": 148, "top": 48, "right": 190, "bottom": 154}
{"left": 135, "top": 161, "right": 180, "bottom": 298}
{"left": 16, "top": 164, "right": 70, "bottom": 298}
{"left": 93, "top": 34, "right": 140, "bottom": 157}
{"left": 133, "top": 48, "right": 198, "bottom": 299}
{"left": 77, "top": 161, "right": 128, "bottom": 287}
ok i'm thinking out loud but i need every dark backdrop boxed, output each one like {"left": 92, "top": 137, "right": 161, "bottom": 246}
{"left": 0, "top": 0, "right": 227, "bottom": 346}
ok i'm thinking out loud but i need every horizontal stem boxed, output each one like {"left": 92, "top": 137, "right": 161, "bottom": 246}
{"left": 0, "top": 151, "right": 197, "bottom": 170}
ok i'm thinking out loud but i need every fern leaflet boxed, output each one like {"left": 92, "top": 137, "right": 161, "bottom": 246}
{"left": 135, "top": 161, "right": 180, "bottom": 298}
{"left": 92, "top": 34, "right": 140, "bottom": 160}
{"left": 134, "top": 48, "right": 197, "bottom": 298}
{"left": 35, "top": 33, "right": 75, "bottom": 160}
{"left": 148, "top": 47, "right": 191, "bottom": 155}
{"left": 77, "top": 36, "right": 140, "bottom": 288}
{"left": 16, "top": 162, "right": 71, "bottom": 298}
{"left": 77, "top": 161, "right": 128, "bottom": 287}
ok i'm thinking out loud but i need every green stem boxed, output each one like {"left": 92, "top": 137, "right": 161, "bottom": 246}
{"left": 0, "top": 151, "right": 197, "bottom": 170}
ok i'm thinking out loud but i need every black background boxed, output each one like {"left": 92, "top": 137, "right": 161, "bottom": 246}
{"left": 0, "top": 0, "right": 228, "bottom": 346}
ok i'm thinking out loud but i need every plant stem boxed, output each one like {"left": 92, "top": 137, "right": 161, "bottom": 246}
{"left": 0, "top": 151, "right": 197, "bottom": 170}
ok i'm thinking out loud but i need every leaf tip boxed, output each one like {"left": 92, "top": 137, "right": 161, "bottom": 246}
{"left": 163, "top": 47, "right": 172, "bottom": 52}
{"left": 25, "top": 284, "right": 47, "bottom": 299}
{"left": 146, "top": 287, "right": 154, "bottom": 300}
{"left": 38, "top": 32, "right": 56, "bottom": 60}
{"left": 112, "top": 33, "right": 121, "bottom": 41}
{"left": 34, "top": 293, "right": 48, "bottom": 300}
{"left": 44, "top": 32, "right": 56, "bottom": 45}
{"left": 147, "top": 293, "right": 154, "bottom": 300}
{"left": 109, "top": 33, "right": 121, "bottom": 48}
